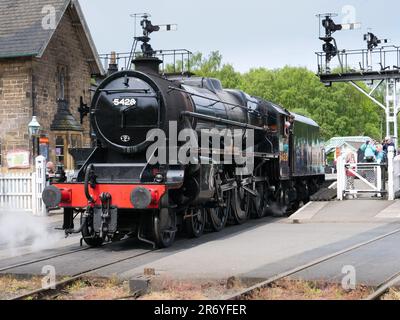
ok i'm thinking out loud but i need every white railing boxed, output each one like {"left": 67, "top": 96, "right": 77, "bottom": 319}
{"left": 0, "top": 156, "right": 47, "bottom": 216}
{"left": 337, "top": 147, "right": 399, "bottom": 200}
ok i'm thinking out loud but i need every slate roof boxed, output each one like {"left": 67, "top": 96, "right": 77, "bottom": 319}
{"left": 0, "top": 0, "right": 104, "bottom": 75}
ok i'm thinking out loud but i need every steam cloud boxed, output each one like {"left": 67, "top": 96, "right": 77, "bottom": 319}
{"left": 0, "top": 208, "right": 63, "bottom": 257}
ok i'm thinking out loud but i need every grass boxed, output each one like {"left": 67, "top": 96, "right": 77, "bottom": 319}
{"left": 382, "top": 288, "right": 400, "bottom": 300}
{"left": 245, "top": 279, "right": 372, "bottom": 300}
{"left": 55, "top": 276, "right": 128, "bottom": 300}
{"left": 139, "top": 277, "right": 245, "bottom": 300}
{"left": 0, "top": 275, "right": 42, "bottom": 299}
{"left": 2, "top": 273, "right": 400, "bottom": 300}
{"left": 140, "top": 278, "right": 374, "bottom": 300}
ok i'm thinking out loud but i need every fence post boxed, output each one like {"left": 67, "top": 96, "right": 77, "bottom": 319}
{"left": 377, "top": 165, "right": 382, "bottom": 194}
{"left": 34, "top": 156, "right": 47, "bottom": 216}
{"left": 337, "top": 155, "right": 344, "bottom": 200}
{"left": 31, "top": 171, "right": 37, "bottom": 215}
{"left": 388, "top": 147, "right": 395, "bottom": 201}
{"left": 394, "top": 154, "right": 400, "bottom": 198}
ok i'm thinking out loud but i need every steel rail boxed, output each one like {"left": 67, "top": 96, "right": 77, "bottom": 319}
{"left": 226, "top": 227, "right": 400, "bottom": 300}
{"left": 0, "top": 246, "right": 91, "bottom": 274}
{"left": 9, "top": 249, "right": 156, "bottom": 300}
{"left": 365, "top": 272, "right": 400, "bottom": 300}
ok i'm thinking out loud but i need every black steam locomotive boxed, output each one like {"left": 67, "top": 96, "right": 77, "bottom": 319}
{"left": 42, "top": 17, "right": 325, "bottom": 248}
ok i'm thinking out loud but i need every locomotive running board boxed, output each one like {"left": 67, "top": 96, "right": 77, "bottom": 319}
{"left": 197, "top": 147, "right": 278, "bottom": 160}
{"left": 181, "top": 111, "right": 267, "bottom": 132}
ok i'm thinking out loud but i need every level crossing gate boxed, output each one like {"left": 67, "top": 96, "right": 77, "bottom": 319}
{"left": 337, "top": 147, "right": 400, "bottom": 200}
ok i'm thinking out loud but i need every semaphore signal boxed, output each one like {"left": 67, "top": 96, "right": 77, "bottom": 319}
{"left": 316, "top": 13, "right": 400, "bottom": 148}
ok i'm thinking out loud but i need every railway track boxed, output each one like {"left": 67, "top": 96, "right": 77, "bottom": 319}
{"left": 4, "top": 217, "right": 400, "bottom": 300}
{"left": 366, "top": 272, "right": 400, "bottom": 300}
{"left": 226, "top": 227, "right": 400, "bottom": 300}
{"left": 9, "top": 248, "right": 156, "bottom": 300}
{"left": 0, "top": 246, "right": 91, "bottom": 274}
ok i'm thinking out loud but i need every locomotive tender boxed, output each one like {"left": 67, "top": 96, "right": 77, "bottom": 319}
{"left": 42, "top": 18, "right": 325, "bottom": 248}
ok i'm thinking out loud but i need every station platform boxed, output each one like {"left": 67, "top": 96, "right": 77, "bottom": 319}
{"left": 290, "top": 200, "right": 400, "bottom": 223}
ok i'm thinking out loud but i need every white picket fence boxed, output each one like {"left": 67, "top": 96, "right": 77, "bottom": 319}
{"left": 0, "top": 173, "right": 33, "bottom": 210}
{"left": 0, "top": 156, "right": 47, "bottom": 216}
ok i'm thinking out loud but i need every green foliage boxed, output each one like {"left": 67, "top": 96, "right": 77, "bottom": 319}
{"left": 165, "top": 51, "right": 242, "bottom": 89}
{"left": 183, "top": 52, "right": 386, "bottom": 140}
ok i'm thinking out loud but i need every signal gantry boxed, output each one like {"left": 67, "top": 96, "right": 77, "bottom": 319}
{"left": 316, "top": 13, "right": 400, "bottom": 147}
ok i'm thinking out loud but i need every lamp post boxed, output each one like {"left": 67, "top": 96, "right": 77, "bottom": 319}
{"left": 28, "top": 116, "right": 41, "bottom": 165}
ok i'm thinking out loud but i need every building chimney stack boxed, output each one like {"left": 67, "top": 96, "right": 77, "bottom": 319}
{"left": 107, "top": 51, "right": 118, "bottom": 75}
{"left": 110, "top": 51, "right": 117, "bottom": 65}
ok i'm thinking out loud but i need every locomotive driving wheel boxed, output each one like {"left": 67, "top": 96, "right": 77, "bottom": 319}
{"left": 251, "top": 182, "right": 267, "bottom": 219}
{"left": 208, "top": 172, "right": 231, "bottom": 232}
{"left": 153, "top": 208, "right": 176, "bottom": 248}
{"left": 185, "top": 208, "right": 207, "bottom": 238}
{"left": 275, "top": 187, "right": 290, "bottom": 217}
{"left": 230, "top": 175, "right": 251, "bottom": 225}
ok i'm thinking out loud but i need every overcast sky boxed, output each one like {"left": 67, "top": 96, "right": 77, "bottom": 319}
{"left": 79, "top": 0, "right": 400, "bottom": 73}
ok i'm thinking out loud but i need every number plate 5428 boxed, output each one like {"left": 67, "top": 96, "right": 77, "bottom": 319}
{"left": 113, "top": 98, "right": 137, "bottom": 107}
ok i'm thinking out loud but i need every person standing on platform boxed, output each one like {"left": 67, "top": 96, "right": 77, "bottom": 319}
{"left": 345, "top": 153, "right": 357, "bottom": 198}
{"left": 360, "top": 140, "right": 377, "bottom": 163}
{"left": 376, "top": 144, "right": 385, "bottom": 164}
{"left": 383, "top": 137, "right": 396, "bottom": 157}
{"left": 46, "top": 161, "right": 56, "bottom": 184}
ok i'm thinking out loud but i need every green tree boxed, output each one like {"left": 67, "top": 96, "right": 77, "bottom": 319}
{"left": 167, "top": 52, "right": 387, "bottom": 141}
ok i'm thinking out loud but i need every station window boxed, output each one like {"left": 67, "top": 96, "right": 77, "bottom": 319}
{"left": 55, "top": 135, "right": 65, "bottom": 166}
{"left": 70, "top": 134, "right": 82, "bottom": 149}
{"left": 54, "top": 133, "right": 84, "bottom": 170}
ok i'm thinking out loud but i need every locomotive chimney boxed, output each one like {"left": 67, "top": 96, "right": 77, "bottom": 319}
{"left": 132, "top": 56, "right": 162, "bottom": 74}
{"left": 107, "top": 51, "right": 118, "bottom": 75}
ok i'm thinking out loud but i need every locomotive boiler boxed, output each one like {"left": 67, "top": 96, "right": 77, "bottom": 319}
{"left": 42, "top": 16, "right": 325, "bottom": 248}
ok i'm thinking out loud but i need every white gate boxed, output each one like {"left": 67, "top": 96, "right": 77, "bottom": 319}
{"left": 337, "top": 147, "right": 399, "bottom": 200}
{"left": 0, "top": 156, "right": 47, "bottom": 216}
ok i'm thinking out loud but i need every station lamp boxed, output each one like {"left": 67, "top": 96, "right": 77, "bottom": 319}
{"left": 28, "top": 116, "right": 41, "bottom": 163}
{"left": 28, "top": 116, "right": 41, "bottom": 137}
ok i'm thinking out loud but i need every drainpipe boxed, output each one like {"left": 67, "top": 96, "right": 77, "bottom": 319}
{"left": 31, "top": 70, "right": 37, "bottom": 164}
{"left": 31, "top": 73, "right": 36, "bottom": 116}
